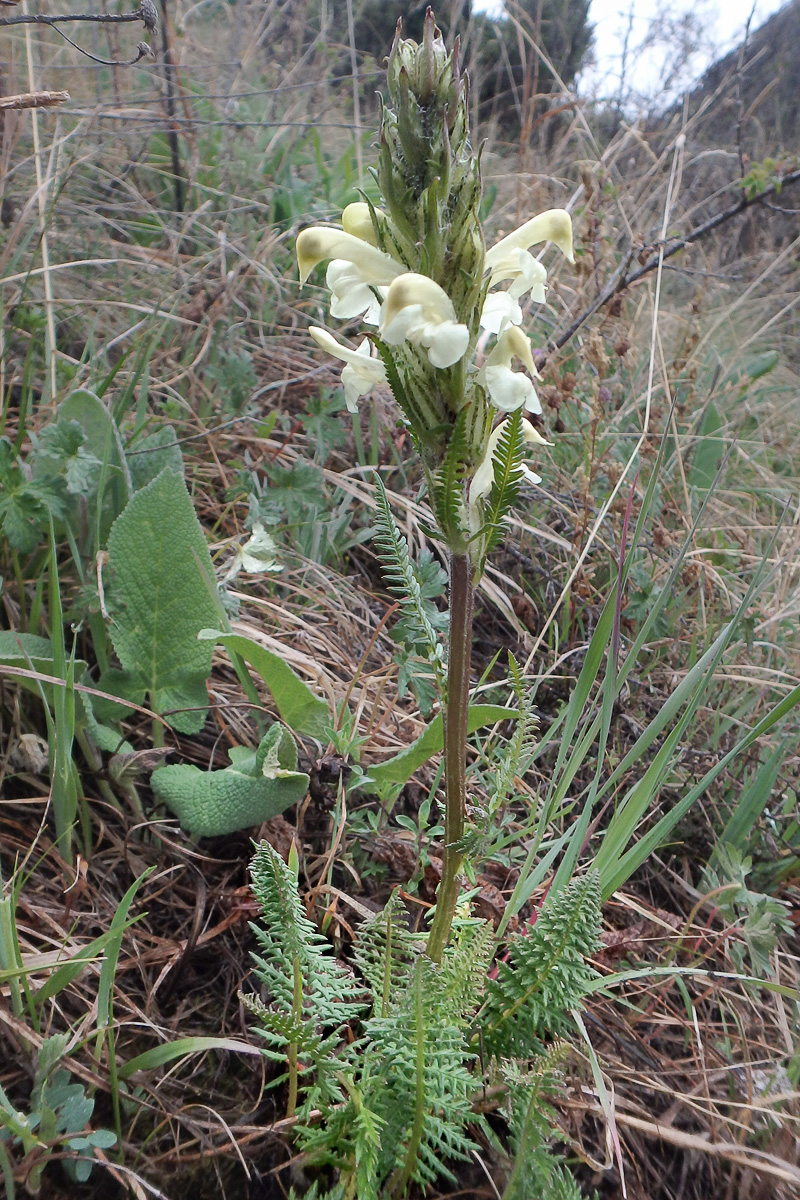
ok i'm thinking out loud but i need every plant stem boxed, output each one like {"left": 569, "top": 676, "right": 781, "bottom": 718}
{"left": 426, "top": 552, "right": 472, "bottom": 963}
{"left": 386, "top": 958, "right": 426, "bottom": 1197}
{"left": 286, "top": 954, "right": 303, "bottom": 1118}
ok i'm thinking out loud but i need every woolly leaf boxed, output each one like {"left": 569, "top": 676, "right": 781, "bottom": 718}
{"left": 105, "top": 468, "right": 220, "bottom": 733}
{"left": 51, "top": 389, "right": 133, "bottom": 545}
{"left": 0, "top": 437, "right": 65, "bottom": 553}
{"left": 151, "top": 725, "right": 309, "bottom": 838}
{"left": 198, "top": 630, "right": 329, "bottom": 739}
{"left": 126, "top": 424, "right": 184, "bottom": 491}
{"left": 0, "top": 632, "right": 88, "bottom": 706}
{"left": 689, "top": 401, "right": 724, "bottom": 490}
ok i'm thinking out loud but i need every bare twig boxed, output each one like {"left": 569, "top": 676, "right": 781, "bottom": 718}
{"left": 1, "top": 1, "right": 156, "bottom": 68}
{"left": 48, "top": 25, "right": 154, "bottom": 67}
{"left": 734, "top": 3, "right": 757, "bottom": 176}
{"left": 0, "top": 1, "right": 156, "bottom": 28}
{"left": 549, "top": 165, "right": 800, "bottom": 354}
{"left": 0, "top": 89, "right": 70, "bottom": 110}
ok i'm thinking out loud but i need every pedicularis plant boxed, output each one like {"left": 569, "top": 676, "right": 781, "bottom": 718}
{"left": 297, "top": 9, "right": 572, "bottom": 962}
{"left": 244, "top": 12, "right": 800, "bottom": 1197}
{"left": 242, "top": 14, "right": 601, "bottom": 1199}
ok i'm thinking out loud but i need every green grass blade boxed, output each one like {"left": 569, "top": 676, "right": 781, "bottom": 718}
{"left": 713, "top": 741, "right": 787, "bottom": 859}
{"left": 118, "top": 1036, "right": 262, "bottom": 1079}
{"left": 601, "top": 681, "right": 800, "bottom": 898}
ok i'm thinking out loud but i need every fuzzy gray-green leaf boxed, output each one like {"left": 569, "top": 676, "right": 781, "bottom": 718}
{"left": 151, "top": 726, "right": 308, "bottom": 837}
{"left": 106, "top": 468, "right": 221, "bottom": 733}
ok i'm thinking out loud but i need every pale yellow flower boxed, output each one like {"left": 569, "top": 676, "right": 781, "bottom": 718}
{"left": 309, "top": 326, "right": 387, "bottom": 412}
{"left": 380, "top": 273, "right": 470, "bottom": 368}
{"left": 341, "top": 202, "right": 383, "bottom": 245}
{"left": 296, "top": 227, "right": 403, "bottom": 323}
{"left": 480, "top": 326, "right": 542, "bottom": 415}
{"left": 481, "top": 208, "right": 574, "bottom": 332}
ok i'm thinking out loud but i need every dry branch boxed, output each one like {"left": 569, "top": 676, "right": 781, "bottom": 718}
{"left": 0, "top": 89, "right": 70, "bottom": 110}
{"left": 0, "top": 1, "right": 156, "bottom": 28}
{"left": 551, "top": 165, "right": 800, "bottom": 354}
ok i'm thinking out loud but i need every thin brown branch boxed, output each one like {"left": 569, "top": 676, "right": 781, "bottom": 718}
{"left": 0, "top": 1, "right": 156, "bottom": 28}
{"left": 49, "top": 23, "right": 154, "bottom": 66}
{"left": 0, "top": 89, "right": 70, "bottom": 110}
{"left": 550, "top": 165, "right": 800, "bottom": 355}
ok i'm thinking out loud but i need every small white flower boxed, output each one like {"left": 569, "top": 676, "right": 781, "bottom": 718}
{"left": 380, "top": 273, "right": 470, "bottom": 369}
{"left": 296, "top": 226, "right": 403, "bottom": 323}
{"left": 326, "top": 260, "right": 383, "bottom": 324}
{"left": 481, "top": 208, "right": 574, "bottom": 332}
{"left": 309, "top": 326, "right": 387, "bottom": 412}
{"left": 480, "top": 291, "right": 523, "bottom": 335}
{"left": 469, "top": 417, "right": 551, "bottom": 519}
{"left": 487, "top": 248, "right": 547, "bottom": 304}
{"left": 485, "top": 208, "right": 575, "bottom": 268}
{"left": 223, "top": 523, "right": 282, "bottom": 582}
{"left": 481, "top": 326, "right": 542, "bottom": 415}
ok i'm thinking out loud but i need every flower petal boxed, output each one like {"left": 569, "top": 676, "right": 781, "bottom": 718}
{"left": 296, "top": 227, "right": 402, "bottom": 284}
{"left": 326, "top": 261, "right": 383, "bottom": 323}
{"left": 487, "top": 325, "right": 540, "bottom": 377}
{"left": 479, "top": 291, "right": 522, "bottom": 333}
{"left": 309, "top": 327, "right": 386, "bottom": 412}
{"left": 341, "top": 201, "right": 382, "bottom": 245}
{"left": 484, "top": 365, "right": 540, "bottom": 413}
{"left": 380, "top": 274, "right": 469, "bottom": 368}
{"left": 485, "top": 208, "right": 574, "bottom": 268}
{"left": 487, "top": 248, "right": 547, "bottom": 303}
{"left": 426, "top": 321, "right": 470, "bottom": 369}
{"left": 381, "top": 273, "right": 457, "bottom": 328}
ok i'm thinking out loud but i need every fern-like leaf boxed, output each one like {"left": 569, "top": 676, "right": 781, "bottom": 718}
{"left": 354, "top": 888, "right": 421, "bottom": 1017}
{"left": 488, "top": 653, "right": 539, "bottom": 818}
{"left": 499, "top": 1049, "right": 598, "bottom": 1200}
{"left": 363, "top": 956, "right": 478, "bottom": 1191}
{"left": 482, "top": 871, "right": 601, "bottom": 1060}
{"left": 372, "top": 474, "right": 446, "bottom": 686}
{"left": 244, "top": 841, "right": 365, "bottom": 1101}
{"left": 480, "top": 407, "right": 526, "bottom": 558}
{"left": 430, "top": 408, "right": 469, "bottom": 543}
{"left": 440, "top": 917, "right": 494, "bottom": 1014}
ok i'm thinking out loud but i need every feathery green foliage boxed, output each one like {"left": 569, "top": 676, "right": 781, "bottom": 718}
{"left": 353, "top": 888, "right": 422, "bottom": 1018}
{"left": 242, "top": 842, "right": 364, "bottom": 1116}
{"left": 500, "top": 1049, "right": 591, "bottom": 1200}
{"left": 372, "top": 475, "right": 446, "bottom": 688}
{"left": 246, "top": 846, "right": 497, "bottom": 1198}
{"left": 430, "top": 408, "right": 471, "bottom": 548}
{"left": 482, "top": 871, "right": 602, "bottom": 1060}
{"left": 480, "top": 407, "right": 526, "bottom": 559}
{"left": 488, "top": 653, "right": 539, "bottom": 818}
